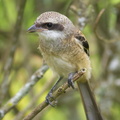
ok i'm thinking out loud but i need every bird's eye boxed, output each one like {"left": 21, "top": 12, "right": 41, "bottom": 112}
{"left": 46, "top": 23, "right": 53, "bottom": 28}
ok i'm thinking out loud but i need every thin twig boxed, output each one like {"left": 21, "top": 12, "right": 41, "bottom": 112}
{"left": 94, "top": 9, "right": 105, "bottom": 31}
{"left": 23, "top": 69, "right": 86, "bottom": 120}
{"left": 94, "top": 8, "right": 118, "bottom": 43}
{"left": 0, "top": 65, "right": 49, "bottom": 119}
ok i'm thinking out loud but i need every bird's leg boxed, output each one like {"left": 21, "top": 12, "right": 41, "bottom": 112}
{"left": 46, "top": 76, "right": 63, "bottom": 106}
{"left": 68, "top": 72, "right": 77, "bottom": 89}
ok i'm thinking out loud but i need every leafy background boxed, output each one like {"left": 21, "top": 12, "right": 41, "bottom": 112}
{"left": 0, "top": 0, "right": 120, "bottom": 120}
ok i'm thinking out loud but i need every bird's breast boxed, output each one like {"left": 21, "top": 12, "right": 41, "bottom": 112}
{"left": 43, "top": 54, "right": 76, "bottom": 77}
{"left": 38, "top": 38, "right": 91, "bottom": 79}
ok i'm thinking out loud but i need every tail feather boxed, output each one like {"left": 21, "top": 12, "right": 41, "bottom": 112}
{"left": 77, "top": 81, "right": 103, "bottom": 120}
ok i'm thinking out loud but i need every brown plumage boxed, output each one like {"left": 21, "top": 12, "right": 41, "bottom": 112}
{"left": 28, "top": 11, "right": 103, "bottom": 120}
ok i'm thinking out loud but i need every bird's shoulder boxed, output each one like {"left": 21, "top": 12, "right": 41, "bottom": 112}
{"left": 74, "top": 31, "right": 90, "bottom": 56}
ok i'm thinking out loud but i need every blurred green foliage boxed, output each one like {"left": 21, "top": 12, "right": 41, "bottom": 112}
{"left": 0, "top": 0, "right": 120, "bottom": 120}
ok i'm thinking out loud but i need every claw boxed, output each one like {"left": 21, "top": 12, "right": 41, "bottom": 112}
{"left": 46, "top": 98, "right": 54, "bottom": 107}
{"left": 45, "top": 77, "right": 63, "bottom": 106}
{"left": 68, "top": 72, "right": 76, "bottom": 89}
{"left": 45, "top": 92, "right": 57, "bottom": 107}
{"left": 68, "top": 78, "right": 75, "bottom": 89}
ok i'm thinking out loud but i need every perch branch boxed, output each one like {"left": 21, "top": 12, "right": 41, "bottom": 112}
{"left": 23, "top": 69, "right": 86, "bottom": 120}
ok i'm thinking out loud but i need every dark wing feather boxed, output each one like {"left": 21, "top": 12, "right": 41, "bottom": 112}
{"left": 75, "top": 31, "right": 90, "bottom": 56}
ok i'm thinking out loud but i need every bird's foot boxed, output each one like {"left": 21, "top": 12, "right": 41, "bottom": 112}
{"left": 45, "top": 92, "right": 57, "bottom": 107}
{"left": 68, "top": 78, "right": 75, "bottom": 89}
{"left": 68, "top": 72, "right": 76, "bottom": 89}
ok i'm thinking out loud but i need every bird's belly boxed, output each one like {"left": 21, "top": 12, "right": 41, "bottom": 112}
{"left": 45, "top": 56, "right": 76, "bottom": 77}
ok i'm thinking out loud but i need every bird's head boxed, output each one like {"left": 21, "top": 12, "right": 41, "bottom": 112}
{"left": 27, "top": 11, "right": 75, "bottom": 40}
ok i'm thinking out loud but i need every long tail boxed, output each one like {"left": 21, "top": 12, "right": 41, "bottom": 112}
{"left": 77, "top": 81, "right": 103, "bottom": 120}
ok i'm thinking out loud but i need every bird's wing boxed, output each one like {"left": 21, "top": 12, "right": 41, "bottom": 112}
{"left": 74, "top": 31, "right": 90, "bottom": 56}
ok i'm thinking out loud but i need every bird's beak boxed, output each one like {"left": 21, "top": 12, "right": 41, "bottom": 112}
{"left": 27, "top": 24, "right": 45, "bottom": 33}
{"left": 27, "top": 25, "right": 37, "bottom": 33}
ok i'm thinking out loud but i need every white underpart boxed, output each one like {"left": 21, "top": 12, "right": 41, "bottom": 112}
{"left": 47, "top": 55, "right": 76, "bottom": 77}
{"left": 38, "top": 30, "right": 65, "bottom": 41}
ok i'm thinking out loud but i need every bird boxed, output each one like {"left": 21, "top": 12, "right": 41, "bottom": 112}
{"left": 27, "top": 11, "right": 103, "bottom": 120}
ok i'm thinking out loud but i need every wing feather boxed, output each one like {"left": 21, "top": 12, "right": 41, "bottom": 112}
{"left": 74, "top": 31, "right": 90, "bottom": 56}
